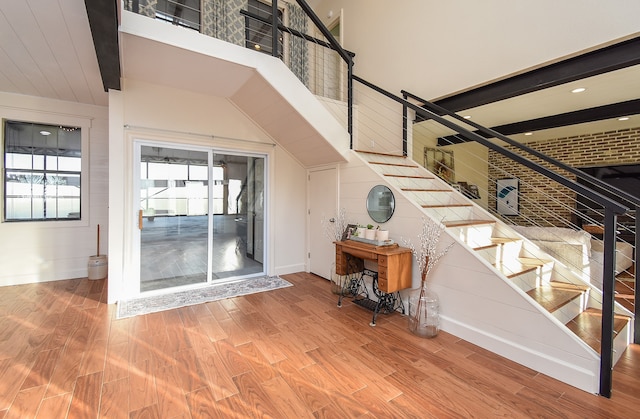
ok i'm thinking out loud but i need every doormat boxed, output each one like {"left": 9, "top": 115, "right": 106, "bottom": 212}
{"left": 117, "top": 275, "right": 292, "bottom": 319}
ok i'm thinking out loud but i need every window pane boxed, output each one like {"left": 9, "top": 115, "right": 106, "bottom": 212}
{"left": 46, "top": 155, "right": 58, "bottom": 171}
{"left": 189, "top": 164, "right": 207, "bottom": 180}
{"left": 58, "top": 156, "right": 80, "bottom": 171}
{"left": 5, "top": 153, "right": 32, "bottom": 170}
{"left": 4, "top": 121, "right": 81, "bottom": 221}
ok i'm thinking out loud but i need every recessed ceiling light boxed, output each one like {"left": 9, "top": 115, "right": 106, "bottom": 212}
{"left": 40, "top": 130, "right": 51, "bottom": 136}
{"left": 524, "top": 132, "right": 533, "bottom": 136}
{"left": 463, "top": 115, "right": 472, "bottom": 119}
{"left": 571, "top": 87, "right": 586, "bottom": 93}
{"left": 254, "top": 44, "right": 261, "bottom": 50}
{"left": 618, "top": 117, "right": 630, "bottom": 121}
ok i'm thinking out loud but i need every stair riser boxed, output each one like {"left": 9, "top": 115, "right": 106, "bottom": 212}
{"left": 475, "top": 241, "right": 523, "bottom": 264}
{"left": 554, "top": 295, "right": 588, "bottom": 325}
{"left": 476, "top": 246, "right": 500, "bottom": 265}
{"left": 510, "top": 269, "right": 543, "bottom": 293}
{"left": 448, "top": 224, "right": 495, "bottom": 248}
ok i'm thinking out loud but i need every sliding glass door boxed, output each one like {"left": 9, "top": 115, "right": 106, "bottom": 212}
{"left": 136, "top": 142, "right": 265, "bottom": 295}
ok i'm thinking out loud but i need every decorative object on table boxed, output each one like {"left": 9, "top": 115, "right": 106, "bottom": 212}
{"left": 496, "top": 178, "right": 519, "bottom": 215}
{"left": 364, "top": 224, "right": 377, "bottom": 240}
{"left": 402, "top": 217, "right": 454, "bottom": 338}
{"left": 355, "top": 225, "right": 366, "bottom": 238}
{"left": 375, "top": 228, "right": 389, "bottom": 241}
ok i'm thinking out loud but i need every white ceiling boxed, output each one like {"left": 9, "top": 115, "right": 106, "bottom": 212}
{"left": 0, "top": 0, "right": 637, "bottom": 142}
{"left": 0, "top": 0, "right": 107, "bottom": 106}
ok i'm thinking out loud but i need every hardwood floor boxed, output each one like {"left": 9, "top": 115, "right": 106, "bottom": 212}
{"left": 1, "top": 272, "right": 639, "bottom": 418}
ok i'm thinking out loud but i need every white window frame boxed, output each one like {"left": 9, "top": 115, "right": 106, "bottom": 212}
{"left": 1, "top": 108, "right": 91, "bottom": 227}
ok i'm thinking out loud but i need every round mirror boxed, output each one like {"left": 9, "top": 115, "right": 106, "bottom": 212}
{"left": 366, "top": 185, "right": 395, "bottom": 223}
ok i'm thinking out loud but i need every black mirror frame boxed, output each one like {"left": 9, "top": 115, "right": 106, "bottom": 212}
{"left": 366, "top": 185, "right": 395, "bottom": 223}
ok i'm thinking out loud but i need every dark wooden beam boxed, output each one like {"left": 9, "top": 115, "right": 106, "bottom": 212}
{"left": 84, "top": 0, "right": 121, "bottom": 91}
{"left": 437, "top": 99, "right": 640, "bottom": 146}
{"left": 432, "top": 37, "right": 640, "bottom": 112}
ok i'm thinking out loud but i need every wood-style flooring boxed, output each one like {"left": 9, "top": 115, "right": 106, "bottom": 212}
{"left": 1, "top": 272, "right": 639, "bottom": 418}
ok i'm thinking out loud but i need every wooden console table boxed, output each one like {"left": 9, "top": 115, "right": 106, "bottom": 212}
{"left": 334, "top": 240, "right": 412, "bottom": 325}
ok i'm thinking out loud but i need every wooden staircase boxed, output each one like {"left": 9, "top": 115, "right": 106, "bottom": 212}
{"left": 357, "top": 150, "right": 634, "bottom": 358}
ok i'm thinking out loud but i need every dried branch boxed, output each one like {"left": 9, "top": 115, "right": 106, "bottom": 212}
{"left": 402, "top": 217, "right": 453, "bottom": 280}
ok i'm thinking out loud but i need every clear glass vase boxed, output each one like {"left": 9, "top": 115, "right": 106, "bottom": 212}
{"left": 330, "top": 263, "right": 348, "bottom": 295}
{"left": 408, "top": 282, "right": 440, "bottom": 338}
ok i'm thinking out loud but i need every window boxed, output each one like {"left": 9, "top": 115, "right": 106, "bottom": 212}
{"left": 155, "top": 0, "right": 201, "bottom": 31}
{"left": 4, "top": 121, "right": 82, "bottom": 221}
{"left": 246, "top": 0, "right": 283, "bottom": 57}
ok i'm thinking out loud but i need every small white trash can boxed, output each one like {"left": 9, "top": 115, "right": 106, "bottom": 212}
{"left": 88, "top": 255, "right": 108, "bottom": 280}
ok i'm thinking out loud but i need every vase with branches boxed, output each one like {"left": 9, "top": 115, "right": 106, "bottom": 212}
{"left": 402, "top": 217, "right": 453, "bottom": 337}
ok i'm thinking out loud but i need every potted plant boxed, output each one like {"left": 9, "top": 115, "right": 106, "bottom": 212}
{"left": 364, "top": 224, "right": 377, "bottom": 240}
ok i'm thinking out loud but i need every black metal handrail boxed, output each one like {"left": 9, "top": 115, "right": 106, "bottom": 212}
{"left": 402, "top": 90, "right": 640, "bottom": 210}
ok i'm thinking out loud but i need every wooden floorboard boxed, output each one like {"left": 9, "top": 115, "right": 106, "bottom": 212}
{"left": 0, "top": 272, "right": 639, "bottom": 418}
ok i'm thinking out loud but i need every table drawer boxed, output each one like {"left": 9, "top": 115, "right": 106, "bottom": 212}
{"left": 378, "top": 254, "right": 388, "bottom": 267}
{"left": 377, "top": 277, "right": 389, "bottom": 293}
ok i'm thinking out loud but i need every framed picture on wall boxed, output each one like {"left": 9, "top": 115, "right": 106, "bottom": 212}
{"left": 496, "top": 178, "right": 519, "bottom": 215}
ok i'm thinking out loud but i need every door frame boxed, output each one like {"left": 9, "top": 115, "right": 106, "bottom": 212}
{"left": 129, "top": 138, "right": 270, "bottom": 299}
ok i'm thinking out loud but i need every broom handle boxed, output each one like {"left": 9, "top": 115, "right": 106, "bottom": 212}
{"left": 97, "top": 224, "right": 100, "bottom": 256}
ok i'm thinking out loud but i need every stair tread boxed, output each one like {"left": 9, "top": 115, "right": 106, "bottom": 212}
{"left": 402, "top": 188, "right": 450, "bottom": 192}
{"left": 355, "top": 150, "right": 406, "bottom": 158}
{"left": 383, "top": 173, "right": 434, "bottom": 179}
{"left": 444, "top": 219, "right": 495, "bottom": 228}
{"left": 566, "top": 308, "right": 631, "bottom": 353}
{"left": 422, "top": 203, "right": 472, "bottom": 208}
{"left": 526, "top": 282, "right": 588, "bottom": 312}
{"left": 496, "top": 258, "right": 548, "bottom": 278}
{"left": 369, "top": 161, "right": 418, "bottom": 168}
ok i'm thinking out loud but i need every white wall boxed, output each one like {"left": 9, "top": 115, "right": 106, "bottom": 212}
{"left": 0, "top": 92, "right": 109, "bottom": 286}
{"left": 107, "top": 79, "right": 307, "bottom": 303}
{"left": 313, "top": 0, "right": 640, "bottom": 100}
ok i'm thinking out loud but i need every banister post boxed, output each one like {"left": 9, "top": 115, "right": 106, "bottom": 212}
{"left": 272, "top": 0, "right": 278, "bottom": 58}
{"left": 348, "top": 57, "right": 353, "bottom": 149}
{"left": 599, "top": 208, "right": 617, "bottom": 398}
{"left": 402, "top": 92, "right": 408, "bottom": 157}
{"left": 635, "top": 205, "right": 639, "bottom": 344}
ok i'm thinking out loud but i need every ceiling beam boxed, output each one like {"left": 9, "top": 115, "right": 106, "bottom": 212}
{"left": 437, "top": 99, "right": 640, "bottom": 146}
{"left": 84, "top": 0, "right": 121, "bottom": 91}
{"left": 431, "top": 37, "right": 640, "bottom": 112}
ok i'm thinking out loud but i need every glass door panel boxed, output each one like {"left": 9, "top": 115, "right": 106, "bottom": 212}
{"left": 211, "top": 153, "right": 264, "bottom": 279}
{"left": 139, "top": 145, "right": 210, "bottom": 292}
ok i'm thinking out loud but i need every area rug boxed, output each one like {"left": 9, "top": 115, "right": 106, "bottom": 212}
{"left": 117, "top": 275, "right": 292, "bottom": 319}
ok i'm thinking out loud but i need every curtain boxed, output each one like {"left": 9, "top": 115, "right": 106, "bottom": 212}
{"left": 202, "top": 0, "right": 247, "bottom": 46}
{"left": 139, "top": 0, "right": 158, "bottom": 17}
{"left": 287, "top": 2, "right": 308, "bottom": 87}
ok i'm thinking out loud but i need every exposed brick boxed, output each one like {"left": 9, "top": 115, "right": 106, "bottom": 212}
{"left": 488, "top": 126, "right": 640, "bottom": 226}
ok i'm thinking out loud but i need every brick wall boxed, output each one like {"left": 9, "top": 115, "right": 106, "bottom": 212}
{"left": 488, "top": 127, "right": 640, "bottom": 226}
